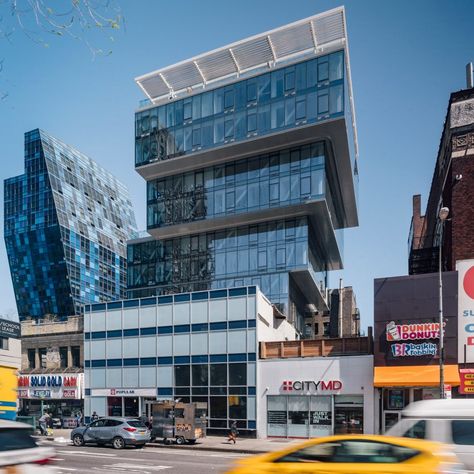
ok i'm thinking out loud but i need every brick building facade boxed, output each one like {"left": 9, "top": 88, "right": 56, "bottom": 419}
{"left": 409, "top": 87, "right": 474, "bottom": 274}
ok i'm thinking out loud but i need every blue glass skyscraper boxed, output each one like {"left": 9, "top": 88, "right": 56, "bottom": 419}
{"left": 128, "top": 7, "right": 359, "bottom": 333}
{"left": 4, "top": 129, "right": 137, "bottom": 320}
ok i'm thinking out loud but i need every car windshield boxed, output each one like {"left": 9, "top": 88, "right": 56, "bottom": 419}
{"left": 0, "top": 428, "right": 37, "bottom": 452}
{"left": 127, "top": 420, "right": 147, "bottom": 428}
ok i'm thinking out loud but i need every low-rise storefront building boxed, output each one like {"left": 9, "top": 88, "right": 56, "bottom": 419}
{"left": 258, "top": 340, "right": 375, "bottom": 438}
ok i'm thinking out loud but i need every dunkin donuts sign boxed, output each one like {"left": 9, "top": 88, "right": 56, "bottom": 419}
{"left": 386, "top": 321, "right": 442, "bottom": 341}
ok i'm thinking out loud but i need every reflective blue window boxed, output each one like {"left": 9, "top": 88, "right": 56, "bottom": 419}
{"left": 135, "top": 53, "right": 345, "bottom": 167}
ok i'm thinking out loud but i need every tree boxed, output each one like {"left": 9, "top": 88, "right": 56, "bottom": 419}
{"left": 0, "top": 0, "right": 124, "bottom": 99}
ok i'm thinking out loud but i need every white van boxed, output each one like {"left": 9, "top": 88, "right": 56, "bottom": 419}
{"left": 386, "top": 399, "right": 474, "bottom": 469}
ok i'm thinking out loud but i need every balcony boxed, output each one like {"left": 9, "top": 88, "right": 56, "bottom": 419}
{"left": 260, "top": 334, "right": 373, "bottom": 359}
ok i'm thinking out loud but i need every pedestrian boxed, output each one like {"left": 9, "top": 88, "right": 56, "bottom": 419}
{"left": 47, "top": 413, "right": 54, "bottom": 436}
{"left": 91, "top": 411, "right": 99, "bottom": 421}
{"left": 76, "top": 411, "right": 82, "bottom": 427}
{"left": 139, "top": 411, "right": 148, "bottom": 425}
{"left": 227, "top": 420, "right": 238, "bottom": 444}
{"left": 38, "top": 413, "right": 49, "bottom": 436}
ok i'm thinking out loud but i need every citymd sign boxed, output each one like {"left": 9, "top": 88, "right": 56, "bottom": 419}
{"left": 282, "top": 380, "right": 343, "bottom": 392}
{"left": 458, "top": 259, "right": 474, "bottom": 363}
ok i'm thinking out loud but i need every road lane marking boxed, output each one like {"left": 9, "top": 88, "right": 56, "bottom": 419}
{"left": 57, "top": 450, "right": 117, "bottom": 457}
{"left": 107, "top": 464, "right": 171, "bottom": 472}
{"left": 49, "top": 467, "right": 77, "bottom": 472}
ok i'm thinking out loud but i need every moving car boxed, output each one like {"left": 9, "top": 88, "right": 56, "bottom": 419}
{"left": 225, "top": 435, "right": 466, "bottom": 474}
{"left": 387, "top": 399, "right": 474, "bottom": 470}
{"left": 0, "top": 419, "right": 56, "bottom": 473}
{"left": 71, "top": 416, "right": 151, "bottom": 449}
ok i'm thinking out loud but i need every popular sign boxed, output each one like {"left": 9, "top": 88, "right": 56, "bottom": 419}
{"left": 282, "top": 380, "right": 343, "bottom": 392}
{"left": 457, "top": 260, "right": 474, "bottom": 363}
{"left": 386, "top": 321, "right": 442, "bottom": 341}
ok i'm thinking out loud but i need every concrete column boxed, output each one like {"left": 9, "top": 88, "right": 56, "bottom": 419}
{"left": 35, "top": 349, "right": 40, "bottom": 369}
{"left": 67, "top": 346, "right": 73, "bottom": 368}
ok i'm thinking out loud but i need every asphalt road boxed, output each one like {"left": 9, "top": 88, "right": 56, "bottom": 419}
{"left": 45, "top": 442, "right": 246, "bottom": 474}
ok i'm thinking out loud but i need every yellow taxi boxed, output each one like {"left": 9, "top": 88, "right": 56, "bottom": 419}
{"left": 225, "top": 435, "right": 466, "bottom": 474}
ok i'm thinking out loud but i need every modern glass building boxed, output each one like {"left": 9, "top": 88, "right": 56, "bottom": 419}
{"left": 4, "top": 129, "right": 137, "bottom": 320}
{"left": 130, "top": 7, "right": 358, "bottom": 333}
{"left": 83, "top": 286, "right": 297, "bottom": 435}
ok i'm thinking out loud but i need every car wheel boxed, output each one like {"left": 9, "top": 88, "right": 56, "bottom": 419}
{"left": 176, "top": 436, "right": 185, "bottom": 445}
{"left": 112, "top": 436, "right": 125, "bottom": 449}
{"left": 164, "top": 438, "right": 172, "bottom": 445}
{"left": 72, "top": 434, "right": 84, "bottom": 446}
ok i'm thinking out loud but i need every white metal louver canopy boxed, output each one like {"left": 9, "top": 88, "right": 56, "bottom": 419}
{"left": 135, "top": 7, "right": 348, "bottom": 104}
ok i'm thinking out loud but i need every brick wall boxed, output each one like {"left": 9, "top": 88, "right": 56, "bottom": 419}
{"left": 451, "top": 132, "right": 474, "bottom": 268}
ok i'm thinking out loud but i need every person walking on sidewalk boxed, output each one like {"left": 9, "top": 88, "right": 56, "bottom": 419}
{"left": 38, "top": 413, "right": 50, "bottom": 436}
{"left": 227, "top": 420, "right": 238, "bottom": 444}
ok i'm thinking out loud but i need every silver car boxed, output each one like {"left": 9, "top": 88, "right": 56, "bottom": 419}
{"left": 71, "top": 417, "right": 151, "bottom": 449}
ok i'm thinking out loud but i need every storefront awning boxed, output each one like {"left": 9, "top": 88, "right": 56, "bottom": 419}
{"left": 374, "top": 365, "right": 460, "bottom": 387}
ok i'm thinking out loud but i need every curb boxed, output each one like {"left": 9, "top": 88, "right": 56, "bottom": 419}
{"left": 146, "top": 442, "right": 266, "bottom": 455}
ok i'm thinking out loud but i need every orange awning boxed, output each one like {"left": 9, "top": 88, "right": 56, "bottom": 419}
{"left": 374, "top": 365, "right": 460, "bottom": 387}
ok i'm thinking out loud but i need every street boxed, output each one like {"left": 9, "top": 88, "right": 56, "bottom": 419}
{"left": 44, "top": 441, "right": 246, "bottom": 474}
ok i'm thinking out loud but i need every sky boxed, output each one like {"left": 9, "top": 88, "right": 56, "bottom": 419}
{"left": 0, "top": 0, "right": 472, "bottom": 330}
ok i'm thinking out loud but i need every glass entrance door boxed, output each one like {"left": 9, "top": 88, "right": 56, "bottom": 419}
{"left": 383, "top": 411, "right": 401, "bottom": 433}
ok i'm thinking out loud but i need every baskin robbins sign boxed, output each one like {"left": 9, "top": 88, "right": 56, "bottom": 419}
{"left": 457, "top": 259, "right": 474, "bottom": 363}
{"left": 386, "top": 321, "right": 440, "bottom": 357}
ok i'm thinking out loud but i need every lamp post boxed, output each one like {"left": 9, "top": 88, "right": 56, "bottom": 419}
{"left": 438, "top": 206, "right": 449, "bottom": 399}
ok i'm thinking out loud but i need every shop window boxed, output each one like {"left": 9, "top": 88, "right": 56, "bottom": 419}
{"left": 107, "top": 397, "right": 122, "bottom": 416}
{"left": 452, "top": 420, "right": 474, "bottom": 445}
{"left": 229, "top": 395, "right": 246, "bottom": 419}
{"left": 288, "top": 396, "right": 309, "bottom": 437}
{"left": 124, "top": 397, "right": 139, "bottom": 417}
{"left": 310, "top": 396, "right": 332, "bottom": 437}
{"left": 210, "top": 396, "right": 227, "bottom": 418}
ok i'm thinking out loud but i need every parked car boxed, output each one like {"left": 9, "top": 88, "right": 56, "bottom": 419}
{"left": 71, "top": 417, "right": 151, "bottom": 449}
{"left": 387, "top": 399, "right": 474, "bottom": 470}
{"left": 0, "top": 419, "right": 56, "bottom": 473}
{"left": 224, "top": 435, "right": 466, "bottom": 474}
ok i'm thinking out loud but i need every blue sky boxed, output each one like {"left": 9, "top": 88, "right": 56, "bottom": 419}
{"left": 0, "top": 0, "right": 472, "bottom": 329}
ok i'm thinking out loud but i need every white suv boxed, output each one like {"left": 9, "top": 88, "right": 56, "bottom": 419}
{"left": 0, "top": 419, "right": 55, "bottom": 473}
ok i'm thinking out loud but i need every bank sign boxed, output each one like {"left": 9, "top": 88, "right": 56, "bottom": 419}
{"left": 458, "top": 259, "right": 474, "bottom": 363}
{"left": 17, "top": 373, "right": 83, "bottom": 400}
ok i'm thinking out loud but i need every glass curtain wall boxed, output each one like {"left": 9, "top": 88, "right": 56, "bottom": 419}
{"left": 146, "top": 142, "right": 330, "bottom": 229}
{"left": 135, "top": 52, "right": 345, "bottom": 166}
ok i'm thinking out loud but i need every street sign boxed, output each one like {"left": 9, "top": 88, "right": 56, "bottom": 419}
{"left": 459, "top": 368, "right": 474, "bottom": 394}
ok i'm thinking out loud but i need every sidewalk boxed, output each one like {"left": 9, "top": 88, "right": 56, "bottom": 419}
{"left": 40, "top": 429, "right": 304, "bottom": 454}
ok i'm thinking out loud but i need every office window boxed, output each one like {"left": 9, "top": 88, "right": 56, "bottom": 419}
{"left": 229, "top": 363, "right": 246, "bottom": 385}
{"left": 59, "top": 346, "right": 68, "bottom": 368}
{"left": 71, "top": 346, "right": 81, "bottom": 368}
{"left": 192, "top": 364, "right": 208, "bottom": 386}
{"left": 175, "top": 365, "right": 190, "bottom": 386}
{"left": 27, "top": 348, "right": 36, "bottom": 369}
{"left": 247, "top": 112, "right": 257, "bottom": 133}
{"left": 210, "top": 364, "right": 227, "bottom": 386}
{"left": 39, "top": 348, "right": 47, "bottom": 368}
